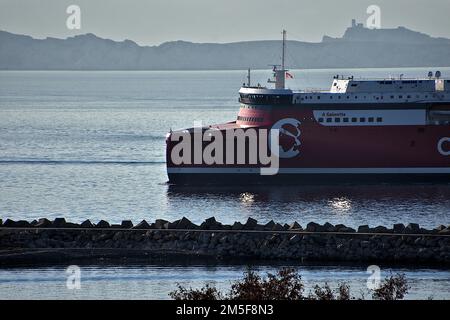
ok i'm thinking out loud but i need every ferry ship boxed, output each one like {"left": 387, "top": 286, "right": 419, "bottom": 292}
{"left": 166, "top": 31, "right": 450, "bottom": 184}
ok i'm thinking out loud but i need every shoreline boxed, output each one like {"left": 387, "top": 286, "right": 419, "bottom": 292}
{"left": 1, "top": 217, "right": 449, "bottom": 267}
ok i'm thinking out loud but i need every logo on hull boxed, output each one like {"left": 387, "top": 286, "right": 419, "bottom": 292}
{"left": 271, "top": 118, "right": 302, "bottom": 158}
{"left": 437, "top": 137, "right": 450, "bottom": 156}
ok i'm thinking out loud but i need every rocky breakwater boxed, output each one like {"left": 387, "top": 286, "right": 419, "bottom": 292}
{"left": 0, "top": 217, "right": 449, "bottom": 265}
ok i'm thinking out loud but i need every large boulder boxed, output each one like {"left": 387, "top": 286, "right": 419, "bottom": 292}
{"left": 80, "top": 219, "right": 94, "bottom": 228}
{"left": 306, "top": 222, "right": 322, "bottom": 232}
{"left": 65, "top": 222, "right": 81, "bottom": 228}
{"left": 322, "top": 222, "right": 334, "bottom": 232}
{"left": 405, "top": 223, "right": 420, "bottom": 233}
{"left": 373, "top": 225, "right": 389, "bottom": 233}
{"left": 334, "top": 224, "right": 348, "bottom": 232}
{"left": 288, "top": 221, "right": 302, "bottom": 230}
{"left": 121, "top": 220, "right": 133, "bottom": 229}
{"left": 132, "top": 220, "right": 151, "bottom": 229}
{"left": 176, "top": 217, "right": 197, "bottom": 229}
{"left": 358, "top": 225, "right": 370, "bottom": 233}
{"left": 167, "top": 219, "right": 180, "bottom": 229}
{"left": 393, "top": 223, "right": 405, "bottom": 233}
{"left": 264, "top": 220, "right": 276, "bottom": 231}
{"left": 336, "top": 225, "right": 356, "bottom": 233}
{"left": 53, "top": 218, "right": 67, "bottom": 228}
{"left": 231, "top": 221, "right": 244, "bottom": 230}
{"left": 154, "top": 219, "right": 169, "bottom": 229}
{"left": 34, "top": 218, "right": 53, "bottom": 228}
{"left": 3, "top": 219, "right": 30, "bottom": 228}
{"left": 272, "top": 223, "right": 285, "bottom": 231}
{"left": 96, "top": 220, "right": 110, "bottom": 228}
{"left": 200, "top": 217, "right": 223, "bottom": 230}
{"left": 434, "top": 225, "right": 446, "bottom": 233}
{"left": 243, "top": 217, "right": 258, "bottom": 230}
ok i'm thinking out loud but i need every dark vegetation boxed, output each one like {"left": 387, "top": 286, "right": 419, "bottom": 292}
{"left": 169, "top": 268, "right": 409, "bottom": 300}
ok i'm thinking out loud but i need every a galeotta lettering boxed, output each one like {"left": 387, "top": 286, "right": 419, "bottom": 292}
{"left": 326, "top": 112, "right": 346, "bottom": 117}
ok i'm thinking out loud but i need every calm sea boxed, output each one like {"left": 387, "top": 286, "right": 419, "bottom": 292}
{"left": 0, "top": 69, "right": 449, "bottom": 299}
{"left": 0, "top": 68, "right": 449, "bottom": 227}
{"left": 0, "top": 264, "right": 449, "bottom": 300}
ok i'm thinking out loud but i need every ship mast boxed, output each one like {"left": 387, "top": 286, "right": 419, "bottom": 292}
{"left": 267, "top": 29, "right": 288, "bottom": 90}
{"left": 281, "top": 29, "right": 286, "bottom": 72}
{"left": 275, "top": 29, "right": 287, "bottom": 89}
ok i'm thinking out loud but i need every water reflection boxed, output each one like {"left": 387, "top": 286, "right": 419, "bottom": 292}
{"left": 166, "top": 183, "right": 450, "bottom": 228}
{"left": 239, "top": 192, "right": 255, "bottom": 206}
{"left": 328, "top": 197, "right": 353, "bottom": 214}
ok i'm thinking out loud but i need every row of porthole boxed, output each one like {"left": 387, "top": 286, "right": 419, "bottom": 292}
{"left": 301, "top": 93, "right": 446, "bottom": 101}
{"left": 241, "top": 105, "right": 268, "bottom": 110}
{"left": 318, "top": 117, "right": 383, "bottom": 124}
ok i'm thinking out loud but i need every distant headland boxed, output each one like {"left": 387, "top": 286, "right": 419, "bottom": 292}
{"left": 1, "top": 20, "right": 450, "bottom": 70}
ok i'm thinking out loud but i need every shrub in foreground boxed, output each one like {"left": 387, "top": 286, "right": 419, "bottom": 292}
{"left": 169, "top": 267, "right": 409, "bottom": 300}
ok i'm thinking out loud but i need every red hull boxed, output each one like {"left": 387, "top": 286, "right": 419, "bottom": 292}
{"left": 166, "top": 105, "right": 450, "bottom": 184}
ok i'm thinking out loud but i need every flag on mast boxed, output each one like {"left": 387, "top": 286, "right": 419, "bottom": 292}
{"left": 286, "top": 72, "right": 294, "bottom": 79}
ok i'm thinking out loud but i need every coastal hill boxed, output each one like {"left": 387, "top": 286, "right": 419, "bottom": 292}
{"left": 1, "top": 21, "right": 450, "bottom": 70}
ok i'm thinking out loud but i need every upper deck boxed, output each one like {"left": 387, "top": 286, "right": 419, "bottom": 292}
{"left": 239, "top": 73, "right": 450, "bottom": 106}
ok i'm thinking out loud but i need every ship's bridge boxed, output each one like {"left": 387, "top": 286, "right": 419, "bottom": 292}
{"left": 238, "top": 86, "right": 293, "bottom": 105}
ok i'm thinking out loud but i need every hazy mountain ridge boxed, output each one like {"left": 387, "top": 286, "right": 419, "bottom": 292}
{"left": 1, "top": 24, "right": 450, "bottom": 70}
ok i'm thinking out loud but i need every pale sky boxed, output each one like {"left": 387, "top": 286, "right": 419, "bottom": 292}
{"left": 1, "top": 0, "right": 450, "bottom": 45}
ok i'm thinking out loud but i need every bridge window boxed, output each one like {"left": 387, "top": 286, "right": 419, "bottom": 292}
{"left": 351, "top": 117, "right": 357, "bottom": 122}
{"left": 343, "top": 118, "right": 349, "bottom": 123}
{"left": 335, "top": 118, "right": 341, "bottom": 123}
{"left": 368, "top": 117, "right": 374, "bottom": 123}
{"left": 377, "top": 117, "right": 383, "bottom": 122}
{"left": 326, "top": 118, "right": 332, "bottom": 123}
{"left": 360, "top": 117, "right": 366, "bottom": 122}
{"left": 318, "top": 118, "right": 324, "bottom": 123}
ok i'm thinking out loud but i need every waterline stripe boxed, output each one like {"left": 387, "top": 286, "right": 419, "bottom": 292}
{"left": 167, "top": 167, "right": 450, "bottom": 174}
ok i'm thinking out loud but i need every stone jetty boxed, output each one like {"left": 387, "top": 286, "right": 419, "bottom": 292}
{"left": 0, "top": 217, "right": 449, "bottom": 266}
